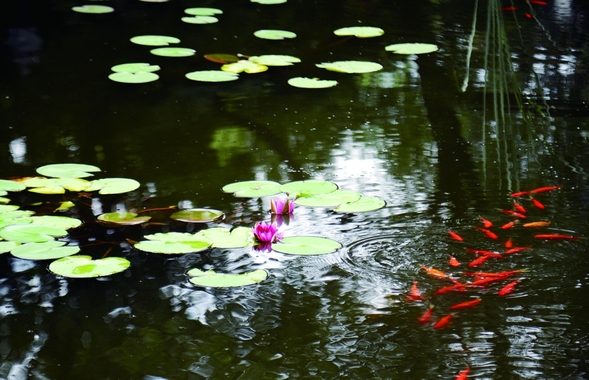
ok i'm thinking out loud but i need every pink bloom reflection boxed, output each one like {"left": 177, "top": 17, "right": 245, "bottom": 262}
{"left": 252, "top": 221, "right": 283, "bottom": 243}
{"left": 270, "top": 197, "right": 295, "bottom": 215}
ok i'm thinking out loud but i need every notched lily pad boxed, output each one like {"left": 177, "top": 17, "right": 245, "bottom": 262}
{"left": 97, "top": 212, "right": 151, "bottom": 226}
{"left": 288, "top": 77, "right": 338, "bottom": 89}
{"left": 296, "top": 189, "right": 361, "bottom": 207}
{"left": 109, "top": 72, "right": 159, "bottom": 84}
{"left": 249, "top": 55, "right": 301, "bottom": 66}
{"left": 49, "top": 255, "right": 131, "bottom": 278}
{"left": 254, "top": 29, "right": 296, "bottom": 40}
{"left": 135, "top": 232, "right": 212, "bottom": 254}
{"left": 316, "top": 60, "right": 383, "bottom": 74}
{"left": 36, "top": 163, "right": 101, "bottom": 178}
{"left": 334, "top": 26, "right": 384, "bottom": 38}
{"left": 385, "top": 43, "right": 439, "bottom": 55}
{"left": 86, "top": 178, "right": 140, "bottom": 194}
{"left": 181, "top": 16, "right": 219, "bottom": 24}
{"left": 272, "top": 236, "right": 342, "bottom": 255}
{"left": 130, "top": 35, "right": 180, "bottom": 46}
{"left": 221, "top": 60, "right": 268, "bottom": 74}
{"left": 222, "top": 180, "right": 282, "bottom": 197}
{"left": 0, "top": 180, "right": 26, "bottom": 192}
{"left": 194, "top": 227, "right": 253, "bottom": 248}
{"left": 187, "top": 268, "right": 268, "bottom": 287}
{"left": 111, "top": 63, "right": 161, "bottom": 73}
{"left": 0, "top": 241, "right": 20, "bottom": 254}
{"left": 150, "top": 47, "right": 196, "bottom": 57}
{"left": 0, "top": 224, "right": 68, "bottom": 243}
{"left": 186, "top": 70, "right": 239, "bottom": 82}
{"left": 31, "top": 215, "right": 83, "bottom": 230}
{"left": 184, "top": 7, "right": 223, "bottom": 16}
{"left": 280, "top": 180, "right": 338, "bottom": 198}
{"left": 334, "top": 196, "right": 386, "bottom": 213}
{"left": 11, "top": 241, "right": 79, "bottom": 260}
{"left": 170, "top": 209, "right": 225, "bottom": 223}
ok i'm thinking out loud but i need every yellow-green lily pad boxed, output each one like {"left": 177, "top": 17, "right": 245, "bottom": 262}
{"left": 184, "top": 7, "right": 223, "bottom": 16}
{"left": 11, "top": 241, "right": 79, "bottom": 260}
{"left": 49, "top": 255, "right": 131, "bottom": 278}
{"left": 86, "top": 178, "right": 140, "bottom": 194}
{"left": 187, "top": 268, "right": 268, "bottom": 287}
{"left": 249, "top": 55, "right": 301, "bottom": 66}
{"left": 186, "top": 70, "right": 239, "bottom": 82}
{"left": 296, "top": 189, "right": 361, "bottom": 207}
{"left": 334, "top": 196, "right": 386, "bottom": 213}
{"left": 272, "top": 236, "right": 342, "bottom": 255}
{"left": 0, "top": 224, "right": 68, "bottom": 243}
{"left": 334, "top": 26, "right": 384, "bottom": 38}
{"left": 150, "top": 47, "right": 196, "bottom": 57}
{"left": 170, "top": 209, "right": 225, "bottom": 223}
{"left": 287, "top": 77, "right": 338, "bottom": 89}
{"left": 280, "top": 180, "right": 338, "bottom": 198}
{"left": 222, "top": 180, "right": 282, "bottom": 197}
{"left": 253, "top": 29, "right": 296, "bottom": 40}
{"left": 97, "top": 212, "right": 151, "bottom": 226}
{"left": 221, "top": 60, "right": 268, "bottom": 74}
{"left": 31, "top": 215, "right": 82, "bottom": 230}
{"left": 385, "top": 43, "right": 439, "bottom": 55}
{"left": 130, "top": 35, "right": 180, "bottom": 46}
{"left": 0, "top": 180, "right": 26, "bottom": 192}
{"left": 316, "top": 60, "right": 383, "bottom": 74}
{"left": 72, "top": 5, "right": 114, "bottom": 14}
{"left": 135, "top": 232, "right": 212, "bottom": 254}
{"left": 194, "top": 227, "right": 253, "bottom": 248}
{"left": 181, "top": 16, "right": 219, "bottom": 24}
{"left": 36, "top": 163, "right": 101, "bottom": 178}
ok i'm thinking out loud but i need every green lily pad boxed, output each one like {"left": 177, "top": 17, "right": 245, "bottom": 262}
{"left": 251, "top": 0, "right": 287, "bottom": 4}
{"left": 97, "top": 212, "right": 151, "bottom": 226}
{"left": 0, "top": 180, "right": 26, "bottom": 192}
{"left": 296, "top": 189, "right": 361, "bottom": 207}
{"left": 0, "top": 197, "right": 9, "bottom": 204}
{"left": 221, "top": 60, "right": 268, "bottom": 74}
{"left": 254, "top": 29, "right": 296, "bottom": 40}
{"left": 186, "top": 70, "right": 239, "bottom": 82}
{"left": 222, "top": 180, "right": 282, "bottom": 197}
{"left": 111, "top": 63, "right": 161, "bottom": 73}
{"left": 385, "top": 43, "right": 439, "bottom": 55}
{"left": 0, "top": 224, "right": 68, "bottom": 243}
{"left": 287, "top": 77, "right": 338, "bottom": 89}
{"left": 272, "top": 236, "right": 342, "bottom": 255}
{"left": 130, "top": 35, "right": 180, "bottom": 46}
{"left": 170, "top": 209, "right": 225, "bottom": 223}
{"left": 109, "top": 72, "right": 159, "bottom": 84}
{"left": 36, "top": 163, "right": 101, "bottom": 178}
{"left": 0, "top": 210, "right": 34, "bottom": 229}
{"left": 194, "top": 227, "right": 253, "bottom": 248}
{"left": 279, "top": 180, "right": 338, "bottom": 198}
{"left": 249, "top": 55, "right": 301, "bottom": 66}
{"left": 150, "top": 47, "right": 196, "bottom": 57}
{"left": 49, "top": 255, "right": 131, "bottom": 278}
{"left": 55, "top": 201, "right": 76, "bottom": 212}
{"left": 86, "top": 178, "right": 140, "bottom": 194}
{"left": 31, "top": 215, "right": 83, "bottom": 230}
{"left": 0, "top": 205, "right": 20, "bottom": 213}
{"left": 316, "top": 60, "right": 383, "bottom": 74}
{"left": 334, "top": 196, "right": 386, "bottom": 213}
{"left": 334, "top": 26, "right": 384, "bottom": 38}
{"left": 11, "top": 241, "right": 80, "bottom": 260}
{"left": 0, "top": 241, "right": 20, "bottom": 254}
{"left": 72, "top": 5, "right": 114, "bottom": 14}
{"left": 187, "top": 268, "right": 268, "bottom": 287}
{"left": 181, "top": 16, "right": 219, "bottom": 24}
{"left": 184, "top": 7, "right": 223, "bottom": 16}
{"left": 23, "top": 177, "right": 91, "bottom": 194}
{"left": 135, "top": 232, "right": 212, "bottom": 254}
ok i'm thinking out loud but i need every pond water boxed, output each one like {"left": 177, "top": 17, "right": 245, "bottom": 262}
{"left": 1, "top": 0, "right": 589, "bottom": 378}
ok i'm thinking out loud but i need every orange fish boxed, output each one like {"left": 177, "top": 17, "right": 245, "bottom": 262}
{"left": 529, "top": 185, "right": 561, "bottom": 194}
{"left": 420, "top": 266, "right": 447, "bottom": 280}
{"left": 448, "top": 229, "right": 464, "bottom": 242}
{"left": 513, "top": 201, "right": 527, "bottom": 213}
{"left": 475, "top": 227, "right": 498, "bottom": 240}
{"left": 463, "top": 269, "right": 526, "bottom": 278}
{"left": 510, "top": 191, "right": 529, "bottom": 197}
{"left": 504, "top": 238, "right": 513, "bottom": 248}
{"left": 479, "top": 217, "right": 493, "bottom": 228}
{"left": 468, "top": 255, "right": 490, "bottom": 267}
{"left": 535, "top": 234, "right": 579, "bottom": 240}
{"left": 504, "top": 246, "right": 531, "bottom": 255}
{"left": 529, "top": 0, "right": 547, "bottom": 4}
{"left": 466, "top": 248, "right": 503, "bottom": 259}
{"left": 456, "top": 367, "right": 471, "bottom": 380}
{"left": 418, "top": 305, "right": 434, "bottom": 324}
{"left": 501, "top": 6, "right": 518, "bottom": 11}
{"left": 501, "top": 220, "right": 517, "bottom": 230}
{"left": 498, "top": 279, "right": 521, "bottom": 296}
{"left": 433, "top": 313, "right": 454, "bottom": 329}
{"left": 523, "top": 221, "right": 551, "bottom": 228}
{"left": 405, "top": 281, "right": 424, "bottom": 301}
{"left": 469, "top": 276, "right": 510, "bottom": 287}
{"left": 500, "top": 209, "right": 526, "bottom": 218}
{"left": 531, "top": 198, "right": 545, "bottom": 209}
{"left": 449, "top": 255, "right": 461, "bottom": 267}
{"left": 450, "top": 298, "right": 481, "bottom": 310}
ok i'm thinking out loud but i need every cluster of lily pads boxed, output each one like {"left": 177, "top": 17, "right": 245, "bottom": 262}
{"left": 0, "top": 164, "right": 385, "bottom": 287}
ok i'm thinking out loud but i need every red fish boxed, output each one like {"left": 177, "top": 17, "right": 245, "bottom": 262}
{"left": 435, "top": 284, "right": 466, "bottom": 295}
{"left": 433, "top": 313, "right": 454, "bottom": 329}
{"left": 469, "top": 276, "right": 510, "bottom": 287}
{"left": 501, "top": 220, "right": 517, "bottom": 230}
{"left": 500, "top": 209, "right": 526, "bottom": 218}
{"left": 529, "top": 0, "right": 547, "bottom": 4}
{"left": 420, "top": 266, "right": 448, "bottom": 280}
{"left": 535, "top": 234, "right": 579, "bottom": 240}
{"left": 480, "top": 217, "right": 493, "bottom": 228}
{"left": 406, "top": 281, "right": 424, "bottom": 301}
{"left": 456, "top": 367, "right": 470, "bottom": 380}
{"left": 525, "top": 12, "right": 532, "bottom": 18}
{"left": 498, "top": 279, "right": 521, "bottom": 296}
{"left": 510, "top": 191, "right": 529, "bottom": 198}
{"left": 449, "top": 229, "right": 464, "bottom": 242}
{"left": 501, "top": 6, "right": 518, "bottom": 11}
{"left": 449, "top": 255, "right": 461, "bottom": 267}
{"left": 463, "top": 270, "right": 526, "bottom": 278}
{"left": 468, "top": 255, "right": 490, "bottom": 267}
{"left": 504, "top": 238, "right": 513, "bottom": 248}
{"left": 450, "top": 298, "right": 481, "bottom": 310}
{"left": 475, "top": 227, "right": 498, "bottom": 240}
{"left": 466, "top": 248, "right": 503, "bottom": 259}
{"left": 531, "top": 198, "right": 545, "bottom": 209}
{"left": 523, "top": 221, "right": 551, "bottom": 228}
{"left": 513, "top": 201, "right": 527, "bottom": 213}
{"left": 529, "top": 185, "right": 561, "bottom": 194}
{"left": 504, "top": 246, "right": 531, "bottom": 255}
{"left": 418, "top": 305, "right": 434, "bottom": 324}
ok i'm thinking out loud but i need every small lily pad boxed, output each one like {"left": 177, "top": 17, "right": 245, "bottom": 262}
{"left": 385, "top": 43, "right": 439, "bottom": 55}
{"left": 109, "top": 71, "right": 159, "bottom": 84}
{"left": 186, "top": 70, "right": 239, "bottom": 82}
{"left": 222, "top": 180, "right": 282, "bottom": 197}
{"left": 334, "top": 196, "right": 386, "bottom": 213}
{"left": 194, "top": 227, "right": 253, "bottom": 248}
{"left": 181, "top": 16, "right": 219, "bottom": 24}
{"left": 334, "top": 26, "right": 384, "bottom": 38}
{"left": 170, "top": 209, "right": 225, "bottom": 223}
{"left": 97, "top": 212, "right": 151, "bottom": 226}
{"left": 254, "top": 29, "right": 296, "bottom": 40}
{"left": 187, "top": 268, "right": 268, "bottom": 287}
{"left": 49, "top": 255, "right": 131, "bottom": 278}
{"left": 272, "top": 236, "right": 342, "bottom": 255}
{"left": 280, "top": 180, "right": 338, "bottom": 198}
{"left": 150, "top": 47, "right": 196, "bottom": 57}
{"left": 111, "top": 63, "right": 161, "bottom": 73}
{"left": 204, "top": 54, "right": 240, "bottom": 64}
{"left": 36, "top": 163, "right": 101, "bottom": 178}
{"left": 135, "top": 232, "right": 212, "bottom": 254}
{"left": 296, "top": 189, "right": 361, "bottom": 207}
{"left": 287, "top": 77, "right": 338, "bottom": 89}
{"left": 72, "top": 5, "right": 114, "bottom": 14}
{"left": 249, "top": 55, "right": 301, "bottom": 66}
{"left": 11, "top": 241, "right": 79, "bottom": 260}
{"left": 251, "top": 0, "right": 287, "bottom": 4}
{"left": 184, "top": 7, "right": 223, "bottom": 16}
{"left": 86, "top": 178, "right": 140, "bottom": 194}
{"left": 0, "top": 180, "right": 26, "bottom": 192}
{"left": 221, "top": 60, "right": 268, "bottom": 74}
{"left": 0, "top": 224, "right": 68, "bottom": 243}
{"left": 316, "top": 61, "right": 383, "bottom": 74}
{"left": 130, "top": 35, "right": 180, "bottom": 46}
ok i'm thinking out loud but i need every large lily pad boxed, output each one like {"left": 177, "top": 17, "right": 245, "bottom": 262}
{"left": 0, "top": 224, "right": 68, "bottom": 243}
{"left": 385, "top": 43, "right": 439, "bottom": 55}
{"left": 279, "top": 180, "right": 338, "bottom": 198}
{"left": 111, "top": 63, "right": 161, "bottom": 73}
{"left": 296, "top": 190, "right": 361, "bottom": 207}
{"left": 135, "top": 232, "right": 212, "bottom": 254}
{"left": 170, "top": 209, "right": 225, "bottom": 223}
{"left": 287, "top": 77, "right": 338, "bottom": 89}
{"left": 150, "top": 47, "right": 196, "bottom": 57}
{"left": 0, "top": 241, "right": 20, "bottom": 254}
{"left": 334, "top": 26, "right": 384, "bottom": 38}
{"left": 316, "top": 61, "right": 383, "bottom": 74}
{"left": 36, "top": 163, "right": 101, "bottom": 178}
{"left": 11, "top": 241, "right": 79, "bottom": 260}
{"left": 49, "top": 255, "right": 131, "bottom": 278}
{"left": 0, "top": 180, "right": 26, "bottom": 192}
{"left": 221, "top": 60, "right": 268, "bottom": 74}
{"left": 181, "top": 16, "right": 219, "bottom": 24}
{"left": 130, "top": 35, "right": 180, "bottom": 46}
{"left": 86, "top": 178, "right": 140, "bottom": 194}
{"left": 222, "top": 180, "right": 282, "bottom": 197}
{"left": 194, "top": 227, "right": 253, "bottom": 248}
{"left": 72, "top": 5, "right": 114, "bottom": 14}
{"left": 272, "top": 236, "right": 342, "bottom": 255}
{"left": 109, "top": 71, "right": 159, "bottom": 84}
{"left": 334, "top": 196, "right": 386, "bottom": 213}
{"left": 184, "top": 7, "right": 223, "bottom": 16}
{"left": 31, "top": 215, "right": 83, "bottom": 230}
{"left": 249, "top": 55, "right": 301, "bottom": 66}
{"left": 97, "top": 212, "right": 151, "bottom": 226}
{"left": 187, "top": 268, "right": 268, "bottom": 287}
{"left": 186, "top": 70, "right": 239, "bottom": 82}
{"left": 254, "top": 29, "right": 296, "bottom": 40}
{"left": 0, "top": 205, "right": 20, "bottom": 213}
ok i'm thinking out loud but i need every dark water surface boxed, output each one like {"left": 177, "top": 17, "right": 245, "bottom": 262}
{"left": 2, "top": 0, "right": 589, "bottom": 378}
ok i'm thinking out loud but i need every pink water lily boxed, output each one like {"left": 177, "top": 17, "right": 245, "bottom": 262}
{"left": 253, "top": 221, "right": 283, "bottom": 243}
{"left": 270, "top": 197, "right": 295, "bottom": 215}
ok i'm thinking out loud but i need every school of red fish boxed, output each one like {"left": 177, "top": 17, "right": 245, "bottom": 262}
{"left": 404, "top": 185, "right": 582, "bottom": 379}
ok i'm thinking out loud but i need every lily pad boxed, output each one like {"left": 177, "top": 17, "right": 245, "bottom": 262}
{"left": 0, "top": 205, "right": 20, "bottom": 213}
{"left": 221, "top": 60, "right": 268, "bottom": 74}
{"left": 0, "top": 180, "right": 26, "bottom": 192}
{"left": 72, "top": 5, "right": 114, "bottom": 14}
{"left": 251, "top": 0, "right": 287, "bottom": 3}
{"left": 11, "top": 241, "right": 79, "bottom": 260}
{"left": 109, "top": 71, "right": 159, "bottom": 84}
{"left": 334, "top": 26, "right": 384, "bottom": 38}
{"left": 186, "top": 70, "right": 239, "bottom": 82}
{"left": 111, "top": 63, "right": 161, "bottom": 73}
{"left": 31, "top": 215, "right": 83, "bottom": 230}
{"left": 254, "top": 29, "right": 296, "bottom": 40}
{"left": 279, "top": 180, "right": 338, "bottom": 198}
{"left": 184, "top": 7, "right": 223, "bottom": 16}
{"left": 130, "top": 35, "right": 180, "bottom": 46}
{"left": 287, "top": 77, "right": 338, "bottom": 89}
{"left": 204, "top": 54, "right": 240, "bottom": 64}
{"left": 23, "top": 177, "right": 91, "bottom": 194}
{"left": 0, "top": 210, "right": 34, "bottom": 229}
{"left": 0, "top": 241, "right": 20, "bottom": 254}
{"left": 36, "top": 163, "right": 101, "bottom": 178}
{"left": 385, "top": 43, "right": 439, "bottom": 55}
{"left": 181, "top": 16, "right": 219, "bottom": 24}
{"left": 170, "top": 208, "right": 225, "bottom": 223}
{"left": 187, "top": 268, "right": 268, "bottom": 287}
{"left": 86, "top": 178, "right": 140, "bottom": 194}
{"left": 249, "top": 55, "right": 301, "bottom": 66}
{"left": 296, "top": 189, "right": 361, "bottom": 207}
{"left": 316, "top": 61, "right": 383, "bottom": 74}
{"left": 150, "top": 47, "right": 196, "bottom": 57}
{"left": 49, "top": 255, "right": 131, "bottom": 278}
{"left": 135, "top": 232, "right": 212, "bottom": 254}
{"left": 97, "top": 212, "right": 151, "bottom": 226}
{"left": 194, "top": 227, "right": 253, "bottom": 248}
{"left": 272, "top": 236, "right": 342, "bottom": 255}
{"left": 222, "top": 180, "right": 282, "bottom": 197}
{"left": 334, "top": 196, "right": 386, "bottom": 213}
{"left": 0, "top": 224, "right": 68, "bottom": 243}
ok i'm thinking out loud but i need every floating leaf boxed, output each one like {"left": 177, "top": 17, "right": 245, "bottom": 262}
{"left": 296, "top": 190, "right": 361, "bottom": 207}
{"left": 194, "top": 227, "right": 253, "bottom": 248}
{"left": 31, "top": 215, "right": 82, "bottom": 230}
{"left": 130, "top": 35, "right": 180, "bottom": 46}
{"left": 97, "top": 212, "right": 151, "bottom": 226}
{"left": 0, "top": 205, "right": 20, "bottom": 213}
{"left": 334, "top": 196, "right": 386, "bottom": 213}
{"left": 251, "top": 0, "right": 287, "bottom": 4}
{"left": 0, "top": 180, "right": 26, "bottom": 192}
{"left": 109, "top": 72, "right": 159, "bottom": 83}
{"left": 184, "top": 7, "right": 223, "bottom": 16}
{"left": 254, "top": 29, "right": 296, "bottom": 40}
{"left": 0, "top": 210, "right": 34, "bottom": 229}
{"left": 55, "top": 201, "right": 76, "bottom": 212}
{"left": 222, "top": 180, "right": 282, "bottom": 197}
{"left": 36, "top": 163, "right": 101, "bottom": 178}
{"left": 23, "top": 177, "right": 91, "bottom": 194}
{"left": 316, "top": 60, "right": 383, "bottom": 74}
{"left": 181, "top": 16, "right": 219, "bottom": 24}
{"left": 72, "top": 5, "right": 114, "bottom": 14}
{"left": 204, "top": 54, "right": 240, "bottom": 64}
{"left": 0, "top": 224, "right": 68, "bottom": 243}
{"left": 135, "top": 232, "right": 212, "bottom": 254}
{"left": 272, "top": 236, "right": 342, "bottom": 255}
{"left": 0, "top": 241, "right": 20, "bottom": 254}
{"left": 86, "top": 178, "right": 140, "bottom": 194}
{"left": 187, "top": 268, "right": 268, "bottom": 287}
{"left": 49, "top": 255, "right": 131, "bottom": 278}
{"left": 170, "top": 209, "right": 225, "bottom": 223}
{"left": 280, "top": 180, "right": 338, "bottom": 198}
{"left": 186, "top": 70, "right": 239, "bottom": 82}
{"left": 385, "top": 43, "right": 439, "bottom": 55}
{"left": 111, "top": 63, "right": 161, "bottom": 73}
{"left": 334, "top": 26, "right": 384, "bottom": 38}
{"left": 150, "top": 47, "right": 196, "bottom": 57}
{"left": 287, "top": 77, "right": 338, "bottom": 89}
{"left": 221, "top": 60, "right": 268, "bottom": 74}
{"left": 11, "top": 241, "right": 79, "bottom": 260}
{"left": 249, "top": 55, "right": 301, "bottom": 66}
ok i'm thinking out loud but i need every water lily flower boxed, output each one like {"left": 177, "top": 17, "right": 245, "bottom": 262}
{"left": 270, "top": 197, "right": 294, "bottom": 215}
{"left": 253, "top": 221, "right": 283, "bottom": 243}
